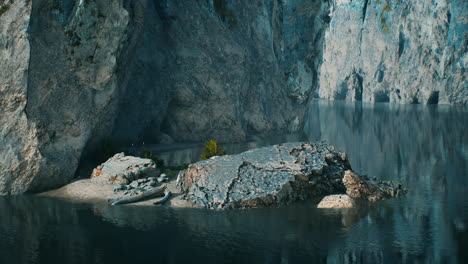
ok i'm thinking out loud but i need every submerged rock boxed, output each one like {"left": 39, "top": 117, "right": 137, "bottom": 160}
{"left": 90, "top": 153, "right": 160, "bottom": 185}
{"left": 317, "top": 195, "right": 356, "bottom": 209}
{"left": 177, "top": 142, "right": 406, "bottom": 209}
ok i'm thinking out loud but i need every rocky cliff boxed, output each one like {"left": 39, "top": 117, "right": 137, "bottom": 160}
{"left": 318, "top": 0, "right": 467, "bottom": 104}
{"left": 111, "top": 0, "right": 330, "bottom": 144}
{"left": 1, "top": 0, "right": 130, "bottom": 194}
{"left": 0, "top": 0, "right": 329, "bottom": 194}
{"left": 0, "top": 0, "right": 466, "bottom": 194}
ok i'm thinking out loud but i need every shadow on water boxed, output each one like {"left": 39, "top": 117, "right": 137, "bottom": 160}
{"left": 0, "top": 101, "right": 467, "bottom": 263}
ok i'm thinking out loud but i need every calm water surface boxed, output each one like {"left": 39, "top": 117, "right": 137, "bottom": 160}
{"left": 1, "top": 101, "right": 467, "bottom": 263}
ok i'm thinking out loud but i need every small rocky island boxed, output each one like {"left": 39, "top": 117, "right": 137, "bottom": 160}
{"left": 42, "top": 142, "right": 406, "bottom": 209}
{"left": 177, "top": 142, "right": 406, "bottom": 209}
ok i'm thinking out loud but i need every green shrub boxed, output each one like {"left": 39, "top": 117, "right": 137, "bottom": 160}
{"left": 200, "top": 140, "right": 226, "bottom": 160}
{"left": 161, "top": 164, "right": 189, "bottom": 180}
{"left": 163, "top": 169, "right": 178, "bottom": 180}
{"left": 139, "top": 148, "right": 165, "bottom": 168}
{"left": 166, "top": 164, "right": 189, "bottom": 171}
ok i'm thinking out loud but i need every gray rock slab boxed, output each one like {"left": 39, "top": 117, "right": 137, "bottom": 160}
{"left": 90, "top": 153, "right": 160, "bottom": 185}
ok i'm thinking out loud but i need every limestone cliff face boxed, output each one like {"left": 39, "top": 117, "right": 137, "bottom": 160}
{"left": 0, "top": 0, "right": 328, "bottom": 194}
{"left": 112, "top": 0, "right": 330, "bottom": 144}
{"left": 1, "top": 0, "right": 130, "bottom": 194}
{"left": 318, "top": 0, "right": 467, "bottom": 104}
{"left": 0, "top": 0, "right": 37, "bottom": 194}
{"left": 0, "top": 0, "right": 466, "bottom": 194}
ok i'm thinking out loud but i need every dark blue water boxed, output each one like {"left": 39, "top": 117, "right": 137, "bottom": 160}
{"left": 1, "top": 101, "right": 467, "bottom": 264}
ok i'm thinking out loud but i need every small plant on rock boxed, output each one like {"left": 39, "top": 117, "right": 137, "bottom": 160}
{"left": 200, "top": 140, "right": 226, "bottom": 160}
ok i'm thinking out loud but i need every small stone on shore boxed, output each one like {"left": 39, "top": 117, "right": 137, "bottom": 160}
{"left": 317, "top": 194, "right": 356, "bottom": 208}
{"left": 130, "top": 181, "right": 139, "bottom": 188}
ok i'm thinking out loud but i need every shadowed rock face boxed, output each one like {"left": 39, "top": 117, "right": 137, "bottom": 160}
{"left": 177, "top": 142, "right": 405, "bottom": 209}
{"left": 111, "top": 0, "right": 331, "bottom": 144}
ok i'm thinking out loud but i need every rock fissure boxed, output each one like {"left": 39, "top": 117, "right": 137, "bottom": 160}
{"left": 223, "top": 161, "right": 246, "bottom": 206}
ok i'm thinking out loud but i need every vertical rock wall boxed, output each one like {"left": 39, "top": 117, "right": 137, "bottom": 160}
{"left": 318, "top": 0, "right": 467, "bottom": 104}
{"left": 112, "top": 0, "right": 331, "bottom": 144}
{"left": 0, "top": 0, "right": 38, "bottom": 194}
{"left": 0, "top": 0, "right": 131, "bottom": 194}
{"left": 24, "top": 0, "right": 130, "bottom": 192}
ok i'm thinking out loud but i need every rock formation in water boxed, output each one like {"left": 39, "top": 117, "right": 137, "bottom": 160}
{"left": 0, "top": 0, "right": 465, "bottom": 194}
{"left": 176, "top": 142, "right": 405, "bottom": 209}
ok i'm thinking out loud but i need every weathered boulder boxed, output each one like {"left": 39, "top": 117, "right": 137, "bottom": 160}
{"left": 343, "top": 170, "right": 386, "bottom": 201}
{"left": 317, "top": 194, "right": 356, "bottom": 209}
{"left": 90, "top": 153, "right": 160, "bottom": 185}
{"left": 177, "top": 143, "right": 331, "bottom": 209}
{"left": 177, "top": 142, "right": 406, "bottom": 209}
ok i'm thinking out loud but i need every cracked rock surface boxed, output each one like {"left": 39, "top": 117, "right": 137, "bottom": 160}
{"left": 177, "top": 142, "right": 406, "bottom": 209}
{"left": 177, "top": 142, "right": 349, "bottom": 209}
{"left": 90, "top": 153, "right": 160, "bottom": 185}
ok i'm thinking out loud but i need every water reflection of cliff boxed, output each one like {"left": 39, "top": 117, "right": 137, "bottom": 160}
{"left": 0, "top": 197, "right": 91, "bottom": 264}
{"left": 305, "top": 101, "right": 468, "bottom": 262}
{"left": 93, "top": 201, "right": 372, "bottom": 262}
{"left": 0, "top": 102, "right": 467, "bottom": 263}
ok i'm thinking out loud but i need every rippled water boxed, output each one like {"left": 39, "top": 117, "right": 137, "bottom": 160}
{"left": 1, "top": 101, "right": 467, "bottom": 264}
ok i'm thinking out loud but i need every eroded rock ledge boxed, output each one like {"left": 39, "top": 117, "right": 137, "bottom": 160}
{"left": 177, "top": 142, "right": 406, "bottom": 209}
